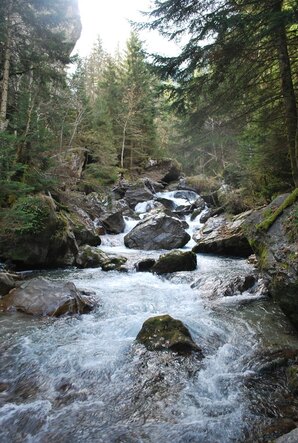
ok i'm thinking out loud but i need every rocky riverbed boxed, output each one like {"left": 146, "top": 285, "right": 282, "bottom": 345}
{"left": 0, "top": 169, "right": 297, "bottom": 442}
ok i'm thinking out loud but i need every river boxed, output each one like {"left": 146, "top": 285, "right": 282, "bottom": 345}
{"left": 1, "top": 191, "right": 297, "bottom": 442}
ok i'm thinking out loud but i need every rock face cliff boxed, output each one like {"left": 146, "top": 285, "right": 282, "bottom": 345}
{"left": 244, "top": 191, "right": 298, "bottom": 328}
{"left": 63, "top": 0, "right": 82, "bottom": 52}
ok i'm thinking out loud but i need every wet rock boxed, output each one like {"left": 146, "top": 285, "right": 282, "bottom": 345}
{"left": 76, "top": 245, "right": 127, "bottom": 271}
{"left": 136, "top": 314, "right": 203, "bottom": 355}
{"left": 211, "top": 274, "right": 266, "bottom": 298}
{"left": 173, "top": 190, "right": 199, "bottom": 202}
{"left": 262, "top": 419, "right": 297, "bottom": 442}
{"left": 124, "top": 184, "right": 154, "bottom": 209}
{"left": 0, "top": 278, "right": 97, "bottom": 316}
{"left": 244, "top": 192, "right": 298, "bottom": 329}
{"left": 0, "top": 272, "right": 21, "bottom": 297}
{"left": 99, "top": 210, "right": 125, "bottom": 234}
{"left": 124, "top": 213, "right": 190, "bottom": 250}
{"left": 199, "top": 207, "right": 225, "bottom": 224}
{"left": 253, "top": 349, "right": 298, "bottom": 375}
{"left": 152, "top": 250, "right": 197, "bottom": 274}
{"left": 155, "top": 197, "right": 176, "bottom": 211}
{"left": 143, "top": 158, "right": 182, "bottom": 183}
{"left": 192, "top": 212, "right": 253, "bottom": 258}
{"left": 275, "top": 427, "right": 298, "bottom": 442}
{"left": 286, "top": 365, "right": 298, "bottom": 394}
{"left": 135, "top": 258, "right": 156, "bottom": 272}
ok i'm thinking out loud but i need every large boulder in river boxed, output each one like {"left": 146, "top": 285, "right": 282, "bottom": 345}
{"left": 124, "top": 213, "right": 190, "bottom": 250}
{"left": 0, "top": 278, "right": 96, "bottom": 316}
{"left": 136, "top": 314, "right": 202, "bottom": 355}
{"left": 192, "top": 212, "right": 253, "bottom": 257}
{"left": 244, "top": 191, "right": 298, "bottom": 329}
{"left": 0, "top": 195, "right": 78, "bottom": 269}
{"left": 152, "top": 250, "right": 197, "bottom": 274}
{"left": 99, "top": 210, "right": 125, "bottom": 234}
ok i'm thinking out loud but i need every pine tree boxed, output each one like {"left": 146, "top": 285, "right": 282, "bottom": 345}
{"left": 146, "top": 0, "right": 298, "bottom": 187}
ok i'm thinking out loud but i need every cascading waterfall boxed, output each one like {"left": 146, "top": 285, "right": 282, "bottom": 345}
{"left": 0, "top": 189, "right": 298, "bottom": 443}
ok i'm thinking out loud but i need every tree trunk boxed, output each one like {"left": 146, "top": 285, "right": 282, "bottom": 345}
{"left": 274, "top": 0, "right": 298, "bottom": 186}
{"left": 120, "top": 119, "right": 128, "bottom": 169}
{"left": 0, "top": 11, "right": 12, "bottom": 132}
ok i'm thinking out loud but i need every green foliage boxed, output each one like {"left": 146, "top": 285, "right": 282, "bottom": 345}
{"left": 145, "top": 0, "right": 298, "bottom": 195}
{"left": 78, "top": 164, "right": 119, "bottom": 193}
{"left": 1, "top": 196, "right": 51, "bottom": 237}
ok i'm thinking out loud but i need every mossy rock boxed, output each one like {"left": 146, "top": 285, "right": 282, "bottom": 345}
{"left": 0, "top": 194, "right": 77, "bottom": 269}
{"left": 136, "top": 314, "right": 203, "bottom": 355}
{"left": 256, "top": 188, "right": 298, "bottom": 232}
{"left": 76, "top": 245, "right": 127, "bottom": 271}
{"left": 152, "top": 250, "right": 197, "bottom": 274}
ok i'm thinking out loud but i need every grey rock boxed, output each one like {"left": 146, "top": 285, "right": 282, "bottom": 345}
{"left": 274, "top": 427, "right": 298, "bottom": 442}
{"left": 100, "top": 210, "right": 125, "bottom": 234}
{"left": 192, "top": 213, "right": 253, "bottom": 258}
{"left": 124, "top": 213, "right": 190, "bottom": 250}
{"left": 124, "top": 184, "right": 153, "bottom": 209}
{"left": 0, "top": 278, "right": 96, "bottom": 316}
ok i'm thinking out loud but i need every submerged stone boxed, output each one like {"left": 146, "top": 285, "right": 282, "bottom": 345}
{"left": 136, "top": 314, "right": 203, "bottom": 355}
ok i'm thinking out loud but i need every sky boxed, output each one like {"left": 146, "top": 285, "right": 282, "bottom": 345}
{"left": 73, "top": 0, "right": 180, "bottom": 57}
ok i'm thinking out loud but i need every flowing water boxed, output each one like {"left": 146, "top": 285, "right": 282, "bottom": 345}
{"left": 1, "top": 191, "right": 298, "bottom": 443}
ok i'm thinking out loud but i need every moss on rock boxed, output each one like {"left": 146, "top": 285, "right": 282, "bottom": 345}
{"left": 152, "top": 250, "right": 197, "bottom": 274}
{"left": 136, "top": 314, "right": 203, "bottom": 355}
{"left": 257, "top": 188, "right": 298, "bottom": 232}
{"left": 0, "top": 194, "right": 78, "bottom": 268}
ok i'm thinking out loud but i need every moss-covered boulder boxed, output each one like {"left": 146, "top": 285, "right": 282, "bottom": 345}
{"left": 0, "top": 195, "right": 78, "bottom": 269}
{"left": 0, "top": 278, "right": 96, "bottom": 316}
{"left": 136, "top": 314, "right": 203, "bottom": 355}
{"left": 244, "top": 191, "right": 298, "bottom": 328}
{"left": 152, "top": 250, "right": 197, "bottom": 274}
{"left": 76, "top": 245, "right": 127, "bottom": 271}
